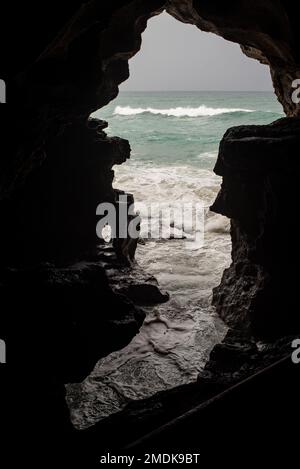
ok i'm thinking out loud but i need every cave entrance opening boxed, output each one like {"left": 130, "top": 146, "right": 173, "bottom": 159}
{"left": 73, "top": 11, "right": 282, "bottom": 429}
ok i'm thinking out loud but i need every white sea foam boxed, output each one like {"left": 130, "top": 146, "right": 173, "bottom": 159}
{"left": 67, "top": 162, "right": 232, "bottom": 429}
{"left": 114, "top": 105, "right": 255, "bottom": 118}
{"left": 113, "top": 163, "right": 221, "bottom": 205}
{"left": 68, "top": 302, "right": 228, "bottom": 428}
{"left": 206, "top": 214, "right": 230, "bottom": 234}
{"left": 198, "top": 151, "right": 218, "bottom": 159}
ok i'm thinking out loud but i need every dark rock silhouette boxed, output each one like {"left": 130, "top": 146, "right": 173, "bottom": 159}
{"left": 1, "top": 1, "right": 300, "bottom": 465}
{"left": 212, "top": 117, "right": 300, "bottom": 338}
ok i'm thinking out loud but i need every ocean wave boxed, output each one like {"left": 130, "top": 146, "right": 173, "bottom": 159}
{"left": 114, "top": 105, "right": 255, "bottom": 118}
{"left": 113, "top": 163, "right": 221, "bottom": 207}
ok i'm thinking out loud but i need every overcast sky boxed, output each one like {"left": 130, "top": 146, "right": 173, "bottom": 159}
{"left": 120, "top": 12, "right": 273, "bottom": 92}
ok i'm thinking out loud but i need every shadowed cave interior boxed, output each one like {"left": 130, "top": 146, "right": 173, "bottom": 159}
{"left": 1, "top": 0, "right": 300, "bottom": 464}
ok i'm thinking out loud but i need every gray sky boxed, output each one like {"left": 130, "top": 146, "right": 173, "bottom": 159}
{"left": 120, "top": 12, "right": 273, "bottom": 92}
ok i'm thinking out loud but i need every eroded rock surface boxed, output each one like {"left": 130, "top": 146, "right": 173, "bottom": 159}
{"left": 78, "top": 329, "right": 294, "bottom": 451}
{"left": 212, "top": 117, "right": 300, "bottom": 339}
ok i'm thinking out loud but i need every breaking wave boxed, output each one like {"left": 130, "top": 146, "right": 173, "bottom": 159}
{"left": 114, "top": 105, "right": 255, "bottom": 118}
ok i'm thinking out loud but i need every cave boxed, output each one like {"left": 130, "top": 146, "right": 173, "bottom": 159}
{"left": 65, "top": 11, "right": 285, "bottom": 428}
{"left": 1, "top": 1, "right": 300, "bottom": 466}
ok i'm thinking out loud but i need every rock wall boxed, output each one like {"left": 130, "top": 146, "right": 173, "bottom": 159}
{"left": 1, "top": 118, "right": 132, "bottom": 265}
{"left": 212, "top": 117, "right": 300, "bottom": 339}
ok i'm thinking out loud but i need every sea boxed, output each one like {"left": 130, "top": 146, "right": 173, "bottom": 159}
{"left": 67, "top": 91, "right": 283, "bottom": 428}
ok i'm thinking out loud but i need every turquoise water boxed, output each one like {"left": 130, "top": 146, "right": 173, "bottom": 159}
{"left": 95, "top": 91, "right": 283, "bottom": 170}
{"left": 69, "top": 92, "right": 283, "bottom": 428}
